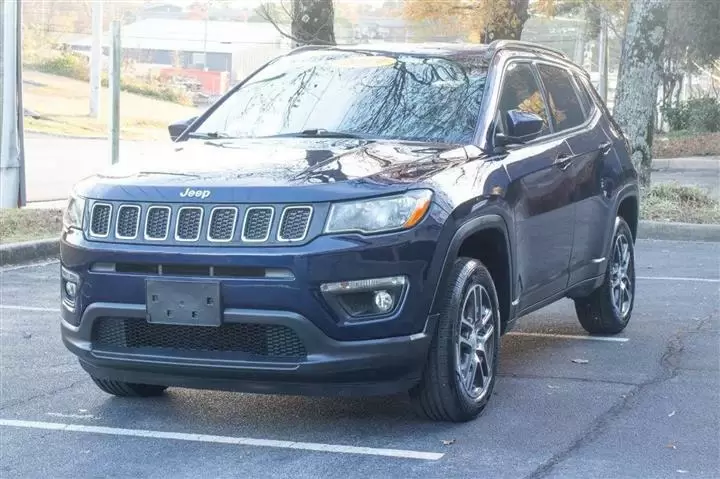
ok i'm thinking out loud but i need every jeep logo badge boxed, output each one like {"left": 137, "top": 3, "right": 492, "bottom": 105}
{"left": 180, "top": 188, "right": 211, "bottom": 199}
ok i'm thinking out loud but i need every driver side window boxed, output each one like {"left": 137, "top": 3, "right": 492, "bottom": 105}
{"left": 496, "top": 63, "right": 550, "bottom": 137}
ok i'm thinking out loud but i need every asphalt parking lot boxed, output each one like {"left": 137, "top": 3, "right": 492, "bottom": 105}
{"left": 1, "top": 239, "right": 718, "bottom": 479}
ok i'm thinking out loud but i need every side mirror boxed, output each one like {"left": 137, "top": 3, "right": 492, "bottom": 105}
{"left": 168, "top": 116, "right": 198, "bottom": 141}
{"left": 496, "top": 109, "right": 545, "bottom": 146}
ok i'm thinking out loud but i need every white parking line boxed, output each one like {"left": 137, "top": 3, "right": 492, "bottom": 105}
{"left": 507, "top": 332, "right": 629, "bottom": 343}
{"left": 0, "top": 260, "right": 59, "bottom": 272}
{"left": 0, "top": 419, "right": 444, "bottom": 461}
{"left": 637, "top": 276, "right": 719, "bottom": 283}
{"left": 0, "top": 305, "right": 57, "bottom": 312}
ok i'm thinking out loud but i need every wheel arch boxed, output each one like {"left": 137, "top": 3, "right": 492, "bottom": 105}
{"left": 429, "top": 213, "right": 515, "bottom": 334}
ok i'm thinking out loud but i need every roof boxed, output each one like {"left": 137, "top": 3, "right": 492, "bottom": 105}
{"left": 67, "top": 18, "right": 289, "bottom": 54}
{"left": 292, "top": 42, "right": 492, "bottom": 58}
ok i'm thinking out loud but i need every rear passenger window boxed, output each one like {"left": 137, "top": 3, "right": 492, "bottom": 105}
{"left": 496, "top": 62, "right": 551, "bottom": 137}
{"left": 536, "top": 64, "right": 586, "bottom": 132}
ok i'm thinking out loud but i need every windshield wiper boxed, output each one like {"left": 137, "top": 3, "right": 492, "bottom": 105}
{"left": 263, "top": 129, "right": 367, "bottom": 139}
{"left": 187, "top": 131, "right": 233, "bottom": 139}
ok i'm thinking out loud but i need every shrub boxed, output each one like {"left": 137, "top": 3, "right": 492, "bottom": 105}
{"left": 28, "top": 53, "right": 89, "bottom": 81}
{"left": 663, "top": 96, "right": 720, "bottom": 133}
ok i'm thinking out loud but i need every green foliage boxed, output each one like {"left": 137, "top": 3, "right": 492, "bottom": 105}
{"left": 663, "top": 97, "right": 720, "bottom": 133}
{"left": 26, "top": 53, "right": 192, "bottom": 106}
{"left": 28, "top": 53, "right": 90, "bottom": 81}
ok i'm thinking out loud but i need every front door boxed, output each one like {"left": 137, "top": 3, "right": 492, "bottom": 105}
{"left": 494, "top": 62, "right": 576, "bottom": 310}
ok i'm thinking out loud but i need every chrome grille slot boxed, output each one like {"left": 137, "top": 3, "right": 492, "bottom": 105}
{"left": 175, "top": 207, "right": 203, "bottom": 242}
{"left": 145, "top": 206, "right": 171, "bottom": 240}
{"left": 242, "top": 207, "right": 274, "bottom": 242}
{"left": 278, "top": 206, "right": 313, "bottom": 241}
{"left": 90, "top": 203, "right": 112, "bottom": 237}
{"left": 208, "top": 207, "right": 237, "bottom": 242}
{"left": 115, "top": 205, "right": 140, "bottom": 239}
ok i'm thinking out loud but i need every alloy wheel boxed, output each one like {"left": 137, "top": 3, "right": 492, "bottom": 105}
{"left": 609, "top": 233, "right": 633, "bottom": 319}
{"left": 455, "top": 284, "right": 496, "bottom": 401}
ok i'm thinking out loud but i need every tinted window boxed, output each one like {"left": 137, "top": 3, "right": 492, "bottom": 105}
{"left": 496, "top": 62, "right": 551, "bottom": 136}
{"left": 536, "top": 64, "right": 585, "bottom": 131}
{"left": 194, "top": 50, "right": 488, "bottom": 144}
{"left": 573, "top": 72, "right": 595, "bottom": 116}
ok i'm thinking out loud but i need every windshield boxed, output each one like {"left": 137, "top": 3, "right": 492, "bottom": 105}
{"left": 193, "top": 49, "right": 488, "bottom": 144}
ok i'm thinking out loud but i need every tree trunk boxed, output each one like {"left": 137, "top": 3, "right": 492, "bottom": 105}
{"left": 481, "top": 0, "right": 530, "bottom": 42}
{"left": 291, "top": 0, "right": 335, "bottom": 46}
{"left": 612, "top": 0, "right": 670, "bottom": 188}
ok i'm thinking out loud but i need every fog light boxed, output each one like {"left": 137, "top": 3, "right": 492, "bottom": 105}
{"left": 64, "top": 281, "right": 77, "bottom": 300}
{"left": 373, "top": 290, "right": 394, "bottom": 313}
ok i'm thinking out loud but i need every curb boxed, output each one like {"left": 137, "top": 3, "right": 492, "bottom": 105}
{"left": 638, "top": 220, "right": 720, "bottom": 242}
{"left": 652, "top": 157, "right": 720, "bottom": 170}
{"left": 0, "top": 239, "right": 59, "bottom": 266}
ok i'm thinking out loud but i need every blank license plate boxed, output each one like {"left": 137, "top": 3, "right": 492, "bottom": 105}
{"left": 146, "top": 279, "right": 221, "bottom": 327}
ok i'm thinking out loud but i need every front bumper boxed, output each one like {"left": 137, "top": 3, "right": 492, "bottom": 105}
{"left": 62, "top": 303, "right": 433, "bottom": 396}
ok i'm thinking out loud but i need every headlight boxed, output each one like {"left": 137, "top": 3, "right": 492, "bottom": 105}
{"left": 62, "top": 194, "right": 86, "bottom": 230}
{"left": 325, "top": 190, "right": 432, "bottom": 234}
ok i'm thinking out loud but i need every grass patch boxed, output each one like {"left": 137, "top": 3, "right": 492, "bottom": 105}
{"left": 641, "top": 184, "right": 720, "bottom": 224}
{"left": 0, "top": 208, "right": 64, "bottom": 244}
{"left": 23, "top": 70, "right": 200, "bottom": 141}
{"left": 654, "top": 131, "right": 720, "bottom": 158}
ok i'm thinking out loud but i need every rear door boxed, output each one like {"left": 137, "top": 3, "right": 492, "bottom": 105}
{"left": 494, "top": 62, "right": 576, "bottom": 310}
{"left": 534, "top": 63, "right": 614, "bottom": 285}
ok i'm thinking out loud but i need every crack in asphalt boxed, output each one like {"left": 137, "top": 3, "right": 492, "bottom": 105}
{"left": 0, "top": 378, "right": 88, "bottom": 413}
{"left": 521, "top": 316, "right": 703, "bottom": 479}
{"left": 498, "top": 373, "right": 642, "bottom": 387}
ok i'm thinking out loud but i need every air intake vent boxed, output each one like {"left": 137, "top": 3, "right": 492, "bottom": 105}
{"left": 242, "top": 207, "right": 273, "bottom": 242}
{"left": 116, "top": 205, "right": 140, "bottom": 239}
{"left": 208, "top": 207, "right": 237, "bottom": 242}
{"left": 175, "top": 207, "right": 203, "bottom": 241}
{"left": 90, "top": 203, "right": 112, "bottom": 237}
{"left": 145, "top": 206, "right": 171, "bottom": 240}
{"left": 278, "top": 207, "right": 312, "bottom": 241}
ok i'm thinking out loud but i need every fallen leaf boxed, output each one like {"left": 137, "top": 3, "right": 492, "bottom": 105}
{"left": 441, "top": 439, "right": 456, "bottom": 446}
{"left": 22, "top": 332, "right": 32, "bottom": 339}
{"left": 666, "top": 443, "right": 677, "bottom": 449}
{"left": 668, "top": 410, "right": 676, "bottom": 417}
{"left": 571, "top": 359, "right": 589, "bottom": 364}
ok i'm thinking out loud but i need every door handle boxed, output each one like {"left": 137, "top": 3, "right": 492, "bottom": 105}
{"left": 553, "top": 153, "right": 573, "bottom": 170}
{"left": 599, "top": 141, "right": 612, "bottom": 155}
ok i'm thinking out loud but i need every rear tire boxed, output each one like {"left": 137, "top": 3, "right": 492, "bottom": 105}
{"left": 91, "top": 376, "right": 168, "bottom": 397}
{"left": 410, "top": 257, "right": 501, "bottom": 422}
{"left": 574, "top": 216, "right": 635, "bottom": 334}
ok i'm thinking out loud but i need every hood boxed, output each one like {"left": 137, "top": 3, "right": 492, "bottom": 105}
{"left": 74, "top": 138, "right": 471, "bottom": 203}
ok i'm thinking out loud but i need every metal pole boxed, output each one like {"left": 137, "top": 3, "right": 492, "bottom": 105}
{"left": 90, "top": 0, "right": 103, "bottom": 118}
{"left": 598, "top": 11, "right": 609, "bottom": 102}
{"left": 0, "top": 0, "right": 21, "bottom": 208}
{"left": 202, "top": 1, "right": 210, "bottom": 71}
{"left": 110, "top": 20, "right": 120, "bottom": 165}
{"left": 16, "top": 0, "right": 26, "bottom": 206}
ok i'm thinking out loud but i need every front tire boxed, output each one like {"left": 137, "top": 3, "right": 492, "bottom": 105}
{"left": 574, "top": 216, "right": 635, "bottom": 334}
{"left": 91, "top": 376, "right": 168, "bottom": 397}
{"left": 410, "top": 258, "right": 501, "bottom": 422}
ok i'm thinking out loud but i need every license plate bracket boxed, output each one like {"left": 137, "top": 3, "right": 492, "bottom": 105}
{"left": 146, "top": 279, "right": 221, "bottom": 327}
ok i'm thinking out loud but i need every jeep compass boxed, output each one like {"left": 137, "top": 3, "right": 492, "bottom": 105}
{"left": 60, "top": 40, "right": 639, "bottom": 422}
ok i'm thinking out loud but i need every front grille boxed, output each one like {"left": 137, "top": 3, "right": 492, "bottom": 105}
{"left": 208, "top": 207, "right": 237, "bottom": 241}
{"left": 242, "top": 207, "right": 273, "bottom": 241}
{"left": 175, "top": 207, "right": 203, "bottom": 241}
{"left": 90, "top": 203, "right": 112, "bottom": 237}
{"left": 278, "top": 207, "right": 312, "bottom": 241}
{"left": 116, "top": 205, "right": 140, "bottom": 239}
{"left": 145, "top": 206, "right": 171, "bottom": 240}
{"left": 92, "top": 318, "right": 306, "bottom": 358}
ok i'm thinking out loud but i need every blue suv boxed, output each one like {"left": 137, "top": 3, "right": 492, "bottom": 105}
{"left": 60, "top": 40, "right": 639, "bottom": 422}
